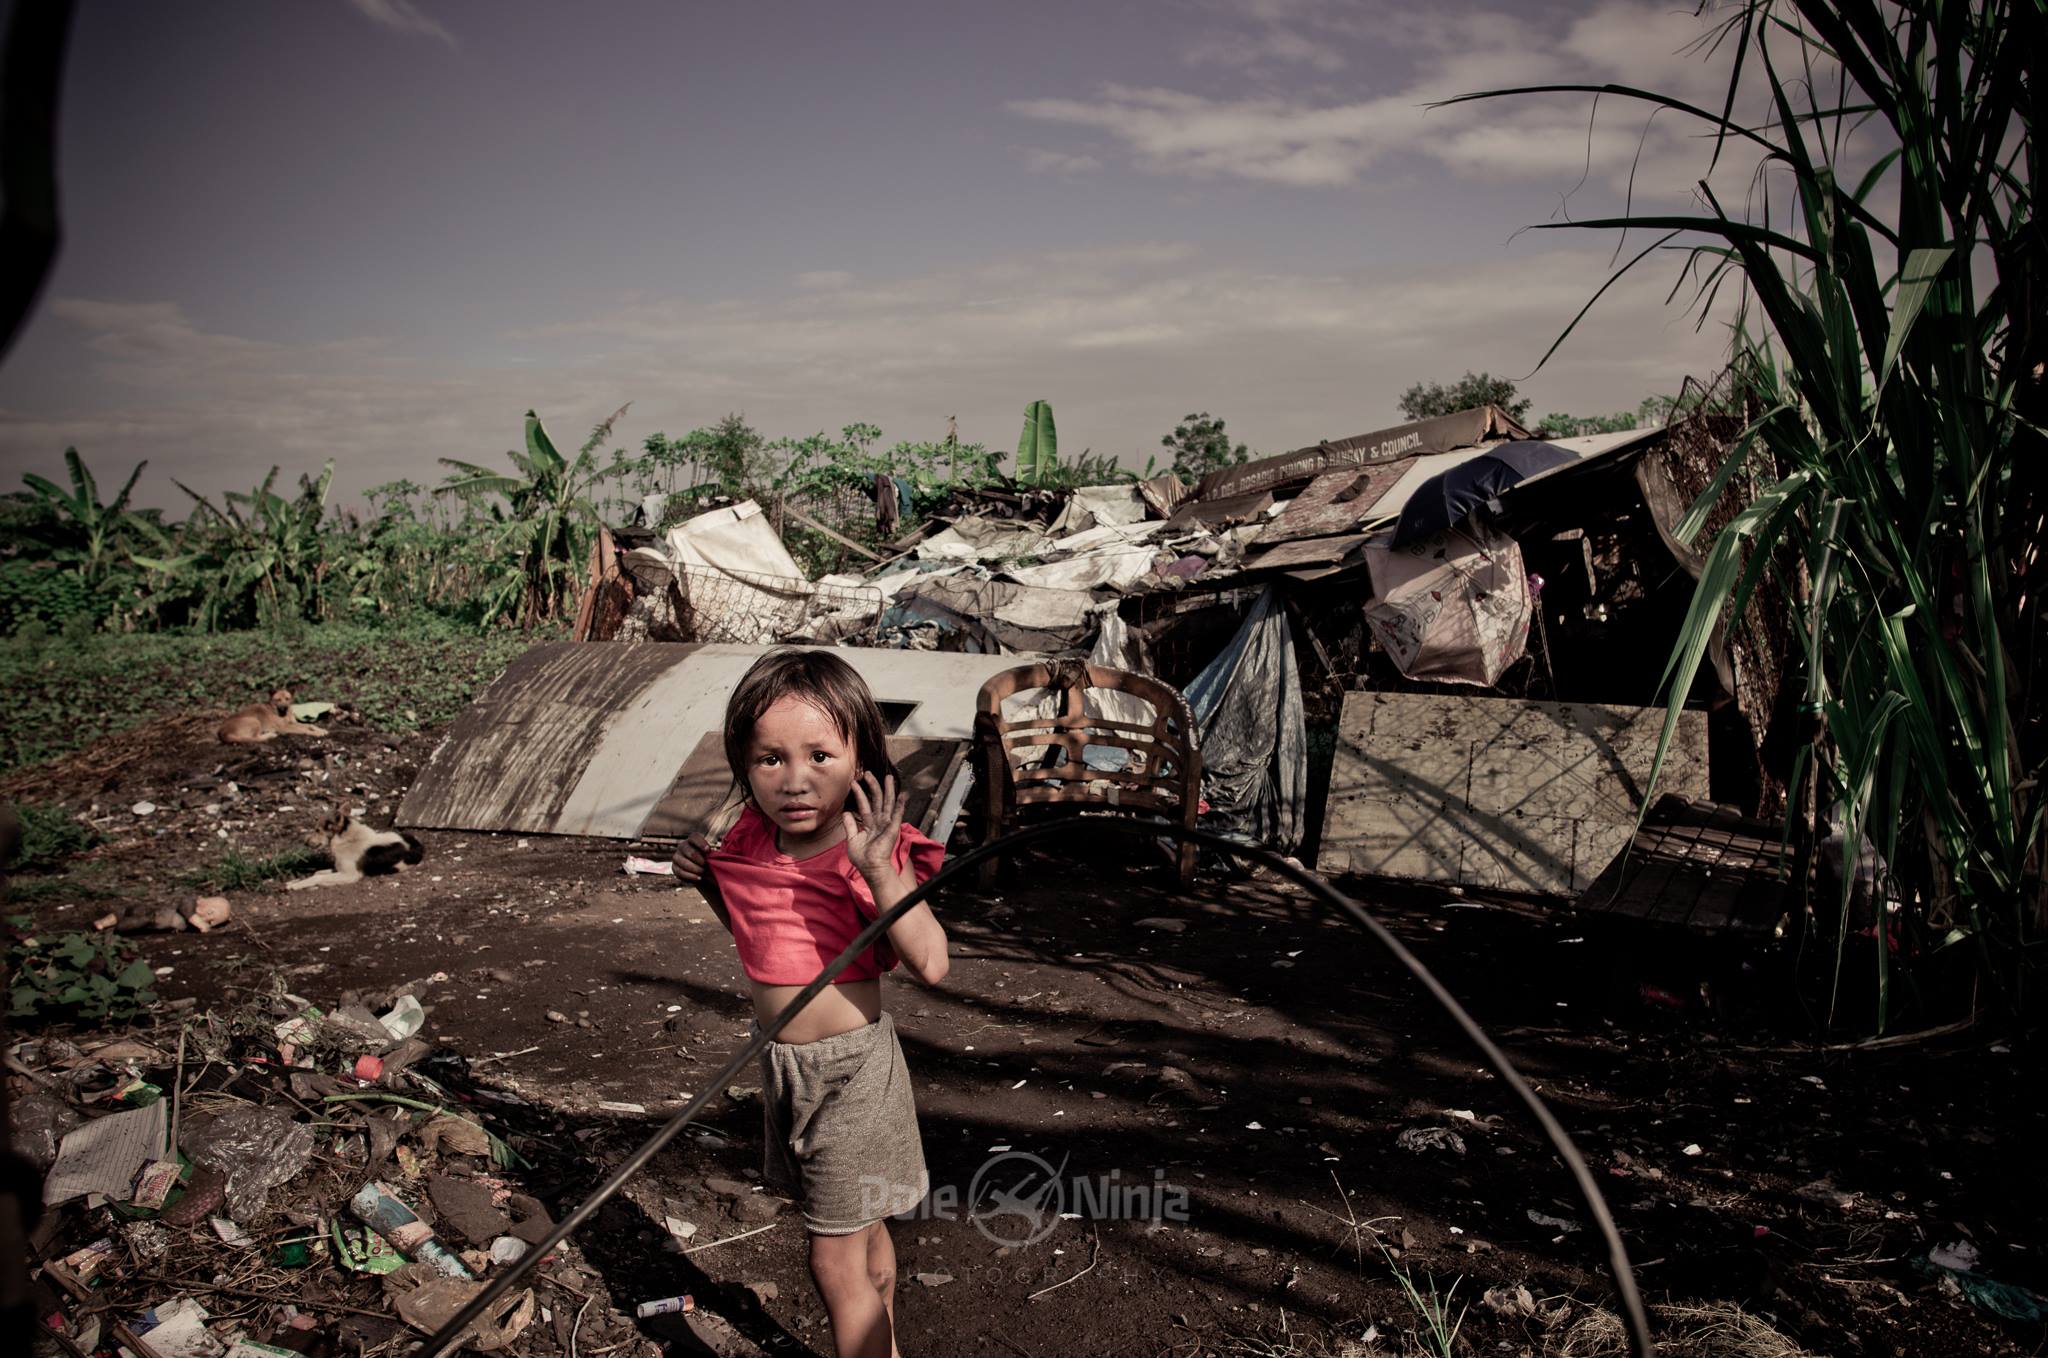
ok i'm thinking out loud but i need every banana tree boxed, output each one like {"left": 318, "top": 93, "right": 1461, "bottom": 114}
{"left": 19, "top": 448, "right": 147, "bottom": 585}
{"left": 438, "top": 408, "right": 620, "bottom": 628}
{"left": 1015, "top": 400, "right": 1059, "bottom": 486}
{"left": 170, "top": 462, "right": 337, "bottom": 628}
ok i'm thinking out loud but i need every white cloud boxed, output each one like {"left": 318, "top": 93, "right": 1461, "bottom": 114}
{"left": 794, "top": 271, "right": 856, "bottom": 291}
{"left": 347, "top": 0, "right": 455, "bottom": 47}
{"left": 1010, "top": 2, "right": 1794, "bottom": 200}
{"left": 1019, "top": 147, "right": 1106, "bottom": 175}
{"left": 0, "top": 241, "right": 1732, "bottom": 508}
{"left": 1182, "top": 26, "right": 1346, "bottom": 73}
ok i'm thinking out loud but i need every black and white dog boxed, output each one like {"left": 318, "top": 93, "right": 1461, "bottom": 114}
{"left": 289, "top": 807, "right": 425, "bottom": 890}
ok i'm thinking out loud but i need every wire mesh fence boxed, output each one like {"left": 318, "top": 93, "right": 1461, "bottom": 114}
{"left": 676, "top": 564, "right": 883, "bottom": 646}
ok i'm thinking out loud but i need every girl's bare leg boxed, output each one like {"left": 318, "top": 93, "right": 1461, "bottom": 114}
{"left": 810, "top": 1226, "right": 893, "bottom": 1358}
{"left": 865, "top": 1220, "right": 901, "bottom": 1356}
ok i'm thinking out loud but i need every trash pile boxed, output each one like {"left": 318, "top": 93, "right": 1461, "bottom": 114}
{"left": 15, "top": 983, "right": 664, "bottom": 1358}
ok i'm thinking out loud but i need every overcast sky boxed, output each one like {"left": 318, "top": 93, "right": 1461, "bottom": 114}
{"left": 0, "top": 0, "right": 1751, "bottom": 508}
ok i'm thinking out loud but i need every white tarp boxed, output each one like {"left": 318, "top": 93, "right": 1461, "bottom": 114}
{"left": 1004, "top": 546, "right": 1159, "bottom": 592}
{"left": 1050, "top": 484, "right": 1148, "bottom": 535}
{"left": 1363, "top": 520, "right": 1531, "bottom": 686}
{"left": 915, "top": 516, "right": 1051, "bottom": 563}
{"left": 663, "top": 499, "right": 804, "bottom": 580}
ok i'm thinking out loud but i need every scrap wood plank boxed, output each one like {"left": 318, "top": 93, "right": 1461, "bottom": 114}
{"left": 1575, "top": 797, "right": 1790, "bottom": 935}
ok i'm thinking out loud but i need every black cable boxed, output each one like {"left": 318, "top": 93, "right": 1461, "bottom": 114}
{"left": 422, "top": 820, "right": 1656, "bottom": 1358}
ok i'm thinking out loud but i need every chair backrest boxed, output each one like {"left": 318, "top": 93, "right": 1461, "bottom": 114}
{"left": 973, "top": 660, "right": 1201, "bottom": 820}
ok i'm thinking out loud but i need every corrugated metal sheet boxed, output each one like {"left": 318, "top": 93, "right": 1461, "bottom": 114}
{"left": 399, "top": 642, "right": 1030, "bottom": 839}
{"left": 398, "top": 643, "right": 703, "bottom": 835}
{"left": 1196, "top": 405, "right": 1533, "bottom": 500}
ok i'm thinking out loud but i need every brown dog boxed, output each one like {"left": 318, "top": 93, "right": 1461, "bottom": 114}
{"left": 288, "top": 806, "right": 423, "bottom": 890}
{"left": 219, "top": 688, "right": 327, "bottom": 744}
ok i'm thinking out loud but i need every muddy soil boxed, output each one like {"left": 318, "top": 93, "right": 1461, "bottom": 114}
{"left": 7, "top": 718, "right": 2041, "bottom": 1356}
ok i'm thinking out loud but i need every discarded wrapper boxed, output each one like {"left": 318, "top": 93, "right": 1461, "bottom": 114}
{"left": 132, "top": 1158, "right": 182, "bottom": 1209}
{"left": 58, "top": 1237, "right": 118, "bottom": 1285}
{"left": 349, "top": 1180, "right": 473, "bottom": 1279}
{"left": 332, "top": 1219, "right": 404, "bottom": 1274}
{"left": 225, "top": 1341, "right": 301, "bottom": 1358}
{"left": 635, "top": 1294, "right": 695, "bottom": 1318}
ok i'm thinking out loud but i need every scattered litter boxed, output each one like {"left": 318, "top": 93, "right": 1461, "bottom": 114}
{"left": 393, "top": 1276, "right": 536, "bottom": 1350}
{"left": 131, "top": 801, "right": 156, "bottom": 816}
{"left": 379, "top": 994, "right": 427, "bottom": 1041}
{"left": 138, "top": 1297, "right": 224, "bottom": 1358}
{"left": 1527, "top": 1209, "right": 1581, "bottom": 1234}
{"left": 1482, "top": 1284, "right": 1537, "bottom": 1318}
{"left": 623, "top": 856, "right": 675, "bottom": 876}
{"left": 1681, "top": 1143, "right": 1704, "bottom": 1156}
{"left": 598, "top": 1100, "right": 648, "bottom": 1114}
{"left": 1929, "top": 1239, "right": 1981, "bottom": 1271}
{"left": 210, "top": 1216, "right": 257, "bottom": 1246}
{"left": 914, "top": 1272, "right": 955, "bottom": 1287}
{"left": 350, "top": 1180, "right": 474, "bottom": 1279}
{"left": 636, "top": 1294, "right": 696, "bottom": 1318}
{"left": 43, "top": 1100, "right": 166, "bottom": 1204}
{"left": 1395, "top": 1126, "right": 1466, "bottom": 1156}
{"left": 185, "top": 1104, "right": 318, "bottom": 1221}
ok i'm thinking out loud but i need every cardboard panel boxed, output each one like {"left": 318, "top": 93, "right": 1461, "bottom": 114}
{"left": 1316, "top": 690, "right": 1707, "bottom": 897}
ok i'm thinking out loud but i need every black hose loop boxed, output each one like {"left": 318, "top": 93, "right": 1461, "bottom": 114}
{"left": 422, "top": 819, "right": 1655, "bottom": 1358}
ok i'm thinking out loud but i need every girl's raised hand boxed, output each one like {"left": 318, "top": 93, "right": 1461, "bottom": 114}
{"left": 842, "top": 771, "right": 908, "bottom": 880}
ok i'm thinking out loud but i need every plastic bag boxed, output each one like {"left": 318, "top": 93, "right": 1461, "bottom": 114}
{"left": 181, "top": 1106, "right": 317, "bottom": 1222}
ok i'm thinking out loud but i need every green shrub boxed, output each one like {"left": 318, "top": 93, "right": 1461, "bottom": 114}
{"left": 6, "top": 923, "right": 158, "bottom": 1022}
{"left": 11, "top": 802, "right": 97, "bottom": 870}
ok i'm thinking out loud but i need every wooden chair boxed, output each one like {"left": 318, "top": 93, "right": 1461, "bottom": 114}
{"left": 973, "top": 659, "right": 1202, "bottom": 885}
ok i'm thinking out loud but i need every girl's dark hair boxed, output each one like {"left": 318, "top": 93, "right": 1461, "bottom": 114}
{"left": 723, "top": 649, "right": 897, "bottom": 793}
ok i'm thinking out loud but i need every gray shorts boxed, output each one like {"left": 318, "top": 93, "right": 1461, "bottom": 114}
{"left": 752, "top": 1010, "right": 929, "bottom": 1236}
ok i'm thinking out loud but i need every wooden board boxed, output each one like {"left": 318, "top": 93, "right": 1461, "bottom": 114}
{"left": 1316, "top": 691, "right": 1708, "bottom": 897}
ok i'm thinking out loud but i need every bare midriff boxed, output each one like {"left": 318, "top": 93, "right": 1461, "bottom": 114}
{"left": 751, "top": 976, "right": 881, "bottom": 1044}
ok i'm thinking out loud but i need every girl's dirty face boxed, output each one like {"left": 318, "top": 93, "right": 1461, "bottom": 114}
{"left": 744, "top": 695, "right": 860, "bottom": 843}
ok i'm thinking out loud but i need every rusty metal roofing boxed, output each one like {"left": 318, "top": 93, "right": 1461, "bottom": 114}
{"left": 1195, "top": 405, "right": 1532, "bottom": 500}
{"left": 398, "top": 642, "right": 1033, "bottom": 839}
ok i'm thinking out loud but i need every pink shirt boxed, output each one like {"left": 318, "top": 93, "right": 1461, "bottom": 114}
{"left": 707, "top": 805, "right": 946, "bottom": 986}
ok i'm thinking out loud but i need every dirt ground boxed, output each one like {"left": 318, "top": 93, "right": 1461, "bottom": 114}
{"left": 7, "top": 715, "right": 2043, "bottom": 1357}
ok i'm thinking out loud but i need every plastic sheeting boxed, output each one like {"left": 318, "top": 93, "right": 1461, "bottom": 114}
{"left": 662, "top": 499, "right": 804, "bottom": 579}
{"left": 1183, "top": 586, "right": 1307, "bottom": 850}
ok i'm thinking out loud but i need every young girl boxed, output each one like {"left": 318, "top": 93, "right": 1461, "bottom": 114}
{"left": 671, "top": 648, "right": 949, "bottom": 1358}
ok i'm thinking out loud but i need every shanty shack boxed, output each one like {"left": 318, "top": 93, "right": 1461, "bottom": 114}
{"left": 417, "top": 394, "right": 1788, "bottom": 931}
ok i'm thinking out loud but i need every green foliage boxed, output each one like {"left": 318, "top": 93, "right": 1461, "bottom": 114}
{"left": 1159, "top": 412, "right": 1250, "bottom": 482}
{"left": 0, "top": 617, "right": 534, "bottom": 776}
{"left": 5, "top": 865, "right": 129, "bottom": 905}
{"left": 182, "top": 845, "right": 327, "bottom": 892}
{"left": 6, "top": 923, "right": 158, "bottom": 1022}
{"left": 1015, "top": 400, "right": 1059, "bottom": 486}
{"left": 19, "top": 448, "right": 148, "bottom": 586}
{"left": 438, "top": 409, "right": 621, "bottom": 627}
{"left": 0, "top": 558, "right": 111, "bottom": 634}
{"left": 11, "top": 802, "right": 96, "bottom": 871}
{"left": 1396, "top": 372, "right": 1531, "bottom": 423}
{"left": 1471, "top": 0, "right": 2043, "bottom": 1023}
